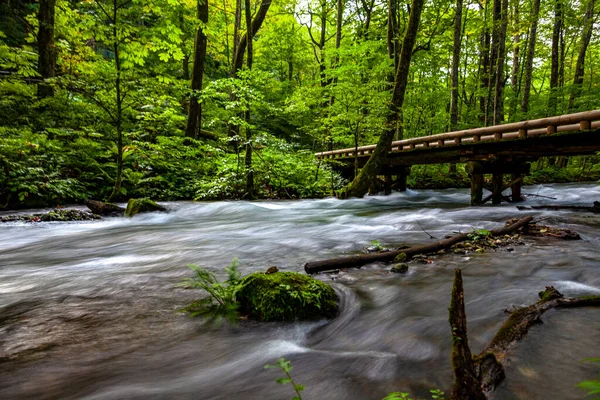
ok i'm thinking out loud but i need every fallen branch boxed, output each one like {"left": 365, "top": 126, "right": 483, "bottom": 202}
{"left": 304, "top": 216, "right": 533, "bottom": 275}
{"left": 475, "top": 287, "right": 600, "bottom": 393}
{"left": 517, "top": 201, "right": 600, "bottom": 214}
{"left": 448, "top": 278, "right": 600, "bottom": 397}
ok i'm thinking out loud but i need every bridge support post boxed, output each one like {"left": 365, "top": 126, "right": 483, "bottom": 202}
{"left": 384, "top": 174, "right": 393, "bottom": 195}
{"left": 492, "top": 173, "right": 503, "bottom": 204}
{"left": 511, "top": 173, "right": 523, "bottom": 202}
{"left": 466, "top": 161, "right": 483, "bottom": 206}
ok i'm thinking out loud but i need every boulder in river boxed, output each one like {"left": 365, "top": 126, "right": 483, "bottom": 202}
{"left": 124, "top": 198, "right": 166, "bottom": 217}
{"left": 235, "top": 272, "right": 338, "bottom": 321}
{"left": 85, "top": 200, "right": 124, "bottom": 216}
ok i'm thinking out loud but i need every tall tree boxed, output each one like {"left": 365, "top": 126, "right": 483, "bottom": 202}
{"left": 520, "top": 0, "right": 540, "bottom": 114}
{"left": 185, "top": 0, "right": 209, "bottom": 139}
{"left": 342, "top": 0, "right": 425, "bottom": 198}
{"left": 450, "top": 0, "right": 463, "bottom": 131}
{"left": 244, "top": 0, "right": 254, "bottom": 197}
{"left": 548, "top": 0, "right": 563, "bottom": 114}
{"left": 37, "top": 0, "right": 57, "bottom": 98}
{"left": 568, "top": 0, "right": 596, "bottom": 111}
{"left": 492, "top": 0, "right": 508, "bottom": 124}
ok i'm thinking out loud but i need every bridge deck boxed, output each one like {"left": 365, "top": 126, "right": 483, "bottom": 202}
{"left": 317, "top": 110, "right": 600, "bottom": 168}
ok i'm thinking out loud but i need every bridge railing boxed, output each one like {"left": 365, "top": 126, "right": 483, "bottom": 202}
{"left": 316, "top": 109, "right": 600, "bottom": 159}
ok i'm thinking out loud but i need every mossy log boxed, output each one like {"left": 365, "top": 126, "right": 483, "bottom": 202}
{"left": 475, "top": 287, "right": 600, "bottom": 392}
{"left": 304, "top": 216, "right": 533, "bottom": 274}
{"left": 449, "top": 269, "right": 487, "bottom": 400}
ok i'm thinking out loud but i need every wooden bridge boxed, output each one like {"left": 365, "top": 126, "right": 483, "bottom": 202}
{"left": 316, "top": 110, "right": 600, "bottom": 205}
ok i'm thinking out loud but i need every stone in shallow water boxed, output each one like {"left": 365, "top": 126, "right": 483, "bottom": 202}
{"left": 390, "top": 263, "right": 409, "bottom": 274}
{"left": 124, "top": 198, "right": 166, "bottom": 217}
{"left": 235, "top": 272, "right": 338, "bottom": 321}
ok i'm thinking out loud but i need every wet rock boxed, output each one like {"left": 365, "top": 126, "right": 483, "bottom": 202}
{"left": 390, "top": 263, "right": 409, "bottom": 274}
{"left": 538, "top": 286, "right": 563, "bottom": 301}
{"left": 235, "top": 272, "right": 338, "bottom": 321}
{"left": 265, "top": 266, "right": 279, "bottom": 274}
{"left": 394, "top": 252, "right": 407, "bottom": 263}
{"left": 85, "top": 200, "right": 124, "bottom": 216}
{"left": 1, "top": 209, "right": 100, "bottom": 223}
{"left": 124, "top": 198, "right": 166, "bottom": 217}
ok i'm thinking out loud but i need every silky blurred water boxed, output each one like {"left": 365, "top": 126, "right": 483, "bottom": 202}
{"left": 1, "top": 183, "right": 599, "bottom": 399}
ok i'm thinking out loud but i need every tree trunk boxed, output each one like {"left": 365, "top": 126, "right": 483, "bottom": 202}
{"left": 509, "top": 0, "right": 519, "bottom": 120}
{"left": 548, "top": 0, "right": 563, "bottom": 114}
{"left": 478, "top": 3, "right": 491, "bottom": 125}
{"left": 520, "top": 0, "right": 540, "bottom": 114}
{"left": 185, "top": 0, "right": 209, "bottom": 139}
{"left": 37, "top": 0, "right": 57, "bottom": 98}
{"left": 493, "top": 0, "right": 508, "bottom": 125}
{"left": 449, "top": 269, "right": 487, "bottom": 400}
{"left": 450, "top": 0, "right": 463, "bottom": 131}
{"left": 231, "top": 0, "right": 273, "bottom": 77}
{"left": 568, "top": 0, "right": 595, "bottom": 112}
{"left": 244, "top": 0, "right": 254, "bottom": 197}
{"left": 342, "top": 0, "right": 425, "bottom": 199}
{"left": 107, "top": 0, "right": 123, "bottom": 202}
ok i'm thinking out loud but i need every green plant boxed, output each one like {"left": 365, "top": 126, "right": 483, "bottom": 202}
{"left": 578, "top": 358, "right": 600, "bottom": 399}
{"left": 178, "top": 258, "right": 242, "bottom": 324}
{"left": 264, "top": 358, "right": 305, "bottom": 400}
{"left": 467, "top": 229, "right": 492, "bottom": 241}
{"left": 382, "top": 389, "right": 445, "bottom": 400}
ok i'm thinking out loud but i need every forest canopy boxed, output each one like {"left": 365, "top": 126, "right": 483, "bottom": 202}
{"left": 0, "top": 0, "right": 598, "bottom": 207}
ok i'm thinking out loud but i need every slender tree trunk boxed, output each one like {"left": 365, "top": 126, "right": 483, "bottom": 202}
{"left": 231, "top": 0, "right": 272, "bottom": 76}
{"left": 521, "top": 0, "right": 540, "bottom": 114}
{"left": 478, "top": 3, "right": 490, "bottom": 124}
{"left": 342, "top": 0, "right": 425, "bottom": 198}
{"left": 185, "top": 0, "right": 209, "bottom": 139}
{"left": 509, "top": 0, "right": 520, "bottom": 120}
{"left": 568, "top": 0, "right": 595, "bottom": 111}
{"left": 108, "top": 0, "right": 123, "bottom": 202}
{"left": 493, "top": 0, "right": 508, "bottom": 125}
{"left": 37, "top": 0, "right": 57, "bottom": 98}
{"left": 450, "top": 0, "right": 463, "bottom": 131}
{"left": 244, "top": 0, "right": 254, "bottom": 197}
{"left": 549, "top": 0, "right": 563, "bottom": 114}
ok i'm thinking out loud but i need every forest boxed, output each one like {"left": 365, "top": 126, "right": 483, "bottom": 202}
{"left": 0, "top": 0, "right": 599, "bottom": 208}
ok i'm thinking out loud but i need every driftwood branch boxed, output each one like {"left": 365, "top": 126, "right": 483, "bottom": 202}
{"left": 449, "top": 269, "right": 486, "bottom": 400}
{"left": 517, "top": 201, "right": 600, "bottom": 214}
{"left": 448, "top": 279, "right": 600, "bottom": 396}
{"left": 475, "top": 287, "right": 600, "bottom": 392}
{"left": 304, "top": 216, "right": 533, "bottom": 274}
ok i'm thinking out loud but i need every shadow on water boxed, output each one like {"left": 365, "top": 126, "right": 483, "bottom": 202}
{"left": 0, "top": 183, "right": 599, "bottom": 399}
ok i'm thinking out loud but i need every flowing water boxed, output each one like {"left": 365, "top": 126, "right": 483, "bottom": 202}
{"left": 1, "top": 183, "right": 599, "bottom": 399}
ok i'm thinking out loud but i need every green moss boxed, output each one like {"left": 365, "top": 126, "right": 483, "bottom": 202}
{"left": 391, "top": 263, "right": 409, "bottom": 273}
{"left": 235, "top": 272, "right": 338, "bottom": 322}
{"left": 124, "top": 198, "right": 166, "bottom": 217}
{"left": 538, "top": 286, "right": 563, "bottom": 302}
{"left": 394, "top": 252, "right": 407, "bottom": 263}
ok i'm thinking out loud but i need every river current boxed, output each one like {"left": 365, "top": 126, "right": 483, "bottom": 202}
{"left": 1, "top": 183, "right": 599, "bottom": 399}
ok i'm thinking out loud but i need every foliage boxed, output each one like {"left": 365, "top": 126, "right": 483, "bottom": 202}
{"left": 178, "top": 258, "right": 242, "bottom": 324}
{"left": 235, "top": 272, "right": 338, "bottom": 321}
{"left": 578, "top": 358, "right": 600, "bottom": 399}
{"left": 264, "top": 358, "right": 305, "bottom": 400}
{"left": 382, "top": 389, "right": 445, "bottom": 400}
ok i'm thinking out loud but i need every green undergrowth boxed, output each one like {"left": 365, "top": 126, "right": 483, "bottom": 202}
{"left": 179, "top": 259, "right": 338, "bottom": 323}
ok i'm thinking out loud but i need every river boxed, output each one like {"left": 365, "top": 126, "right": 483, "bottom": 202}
{"left": 1, "top": 183, "right": 599, "bottom": 399}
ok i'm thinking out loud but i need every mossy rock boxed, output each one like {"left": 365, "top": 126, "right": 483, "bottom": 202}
{"left": 390, "top": 263, "right": 409, "bottom": 274}
{"left": 235, "top": 272, "right": 338, "bottom": 322}
{"left": 124, "top": 198, "right": 166, "bottom": 217}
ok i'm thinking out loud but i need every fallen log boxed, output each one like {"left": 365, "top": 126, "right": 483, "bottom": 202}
{"left": 304, "top": 216, "right": 533, "bottom": 275}
{"left": 517, "top": 200, "right": 600, "bottom": 214}
{"left": 448, "top": 277, "right": 600, "bottom": 397}
{"left": 475, "top": 287, "right": 600, "bottom": 393}
{"left": 85, "top": 200, "right": 124, "bottom": 216}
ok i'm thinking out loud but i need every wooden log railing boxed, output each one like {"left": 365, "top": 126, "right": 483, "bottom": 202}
{"left": 316, "top": 110, "right": 600, "bottom": 160}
